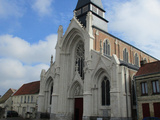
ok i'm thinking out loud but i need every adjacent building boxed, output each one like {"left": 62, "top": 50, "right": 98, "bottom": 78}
{"left": 0, "top": 88, "right": 16, "bottom": 118}
{"left": 12, "top": 81, "right": 40, "bottom": 119}
{"left": 0, "top": 88, "right": 16, "bottom": 110}
{"left": 37, "top": 0, "right": 158, "bottom": 120}
{"left": 135, "top": 61, "right": 160, "bottom": 120}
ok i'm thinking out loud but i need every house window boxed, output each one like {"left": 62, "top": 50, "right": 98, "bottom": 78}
{"left": 28, "top": 96, "right": 30, "bottom": 103}
{"left": 31, "top": 96, "right": 33, "bottom": 103}
{"left": 24, "top": 96, "right": 26, "bottom": 103}
{"left": 102, "top": 76, "right": 110, "bottom": 106}
{"left": 21, "top": 96, "right": 23, "bottom": 103}
{"left": 135, "top": 53, "right": 139, "bottom": 66}
{"left": 103, "top": 40, "right": 110, "bottom": 56}
{"left": 75, "top": 41, "right": 85, "bottom": 80}
{"left": 123, "top": 48, "right": 129, "bottom": 63}
{"left": 16, "top": 97, "right": 18, "bottom": 103}
{"left": 141, "top": 82, "right": 148, "bottom": 95}
{"left": 152, "top": 80, "right": 160, "bottom": 94}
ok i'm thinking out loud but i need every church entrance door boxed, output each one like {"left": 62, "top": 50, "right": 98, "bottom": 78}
{"left": 74, "top": 98, "right": 83, "bottom": 120}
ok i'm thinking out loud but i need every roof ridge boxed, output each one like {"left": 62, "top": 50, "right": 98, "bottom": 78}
{"left": 23, "top": 80, "right": 40, "bottom": 85}
{"left": 10, "top": 88, "right": 16, "bottom": 93}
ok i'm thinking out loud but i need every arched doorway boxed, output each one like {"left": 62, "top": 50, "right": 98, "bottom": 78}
{"left": 44, "top": 77, "right": 53, "bottom": 113}
{"left": 74, "top": 98, "right": 83, "bottom": 120}
{"left": 69, "top": 81, "right": 83, "bottom": 120}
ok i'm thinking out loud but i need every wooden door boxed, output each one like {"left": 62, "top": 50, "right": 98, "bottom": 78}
{"left": 142, "top": 103, "right": 150, "bottom": 118}
{"left": 74, "top": 98, "right": 83, "bottom": 120}
{"left": 153, "top": 103, "right": 160, "bottom": 117}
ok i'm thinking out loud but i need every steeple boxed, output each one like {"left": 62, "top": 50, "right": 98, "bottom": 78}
{"left": 75, "top": 0, "right": 105, "bottom": 11}
{"left": 74, "top": 0, "right": 108, "bottom": 32}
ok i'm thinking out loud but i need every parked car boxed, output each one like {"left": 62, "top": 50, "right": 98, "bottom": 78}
{"left": 143, "top": 117, "right": 160, "bottom": 120}
{"left": 7, "top": 111, "right": 18, "bottom": 117}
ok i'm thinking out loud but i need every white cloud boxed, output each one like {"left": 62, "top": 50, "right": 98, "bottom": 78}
{"left": 103, "top": 0, "right": 160, "bottom": 59}
{"left": 0, "top": 0, "right": 23, "bottom": 19}
{"left": 32, "top": 0, "right": 53, "bottom": 16}
{"left": 0, "top": 34, "right": 57, "bottom": 95}
{"left": 0, "top": 34, "right": 57, "bottom": 64}
{"left": 0, "top": 58, "right": 49, "bottom": 95}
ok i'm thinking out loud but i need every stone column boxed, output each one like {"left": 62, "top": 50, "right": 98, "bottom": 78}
{"left": 83, "top": 11, "right": 94, "bottom": 120}
{"left": 37, "top": 69, "right": 46, "bottom": 118}
{"left": 83, "top": 59, "right": 92, "bottom": 120}
{"left": 50, "top": 25, "right": 62, "bottom": 120}
{"left": 110, "top": 55, "right": 121, "bottom": 119}
{"left": 50, "top": 67, "right": 60, "bottom": 119}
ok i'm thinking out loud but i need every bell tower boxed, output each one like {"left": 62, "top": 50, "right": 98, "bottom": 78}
{"left": 75, "top": 0, "right": 108, "bottom": 31}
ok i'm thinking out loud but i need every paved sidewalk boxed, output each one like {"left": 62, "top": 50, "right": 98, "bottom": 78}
{"left": 0, "top": 117, "right": 49, "bottom": 120}
{"left": 0, "top": 117, "right": 24, "bottom": 120}
{"left": 0, "top": 117, "right": 38, "bottom": 120}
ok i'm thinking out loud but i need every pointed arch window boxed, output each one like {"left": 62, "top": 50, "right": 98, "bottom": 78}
{"left": 123, "top": 48, "right": 129, "bottom": 63}
{"left": 50, "top": 85, "right": 53, "bottom": 105}
{"left": 135, "top": 53, "right": 139, "bottom": 67}
{"left": 144, "top": 58, "right": 147, "bottom": 63}
{"left": 75, "top": 41, "right": 85, "bottom": 80}
{"left": 102, "top": 76, "right": 110, "bottom": 106}
{"left": 103, "top": 40, "right": 110, "bottom": 56}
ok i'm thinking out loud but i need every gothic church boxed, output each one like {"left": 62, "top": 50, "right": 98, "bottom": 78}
{"left": 37, "top": 0, "right": 157, "bottom": 120}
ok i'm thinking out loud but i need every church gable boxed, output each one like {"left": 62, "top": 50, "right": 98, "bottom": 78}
{"left": 91, "top": 50, "right": 112, "bottom": 78}
{"left": 68, "top": 72, "right": 84, "bottom": 98}
{"left": 59, "top": 17, "right": 87, "bottom": 51}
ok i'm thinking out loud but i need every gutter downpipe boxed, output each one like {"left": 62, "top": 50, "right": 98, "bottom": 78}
{"left": 134, "top": 76, "right": 139, "bottom": 120}
{"left": 124, "top": 67, "right": 129, "bottom": 119}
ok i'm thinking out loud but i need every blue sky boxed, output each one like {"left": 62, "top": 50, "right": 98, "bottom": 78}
{"left": 0, "top": 0, "right": 76, "bottom": 43}
{"left": 0, "top": 0, "right": 160, "bottom": 96}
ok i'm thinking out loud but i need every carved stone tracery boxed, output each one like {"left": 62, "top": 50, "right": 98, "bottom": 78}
{"left": 74, "top": 85, "right": 83, "bottom": 96}
{"left": 75, "top": 41, "right": 85, "bottom": 80}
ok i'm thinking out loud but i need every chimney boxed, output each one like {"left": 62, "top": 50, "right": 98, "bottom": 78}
{"left": 140, "top": 60, "right": 147, "bottom": 67}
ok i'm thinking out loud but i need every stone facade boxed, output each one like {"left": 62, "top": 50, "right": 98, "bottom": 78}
{"left": 135, "top": 61, "right": 160, "bottom": 120}
{"left": 37, "top": 0, "right": 157, "bottom": 120}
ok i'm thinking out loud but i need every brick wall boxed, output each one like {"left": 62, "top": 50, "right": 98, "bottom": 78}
{"left": 93, "top": 28, "right": 157, "bottom": 65}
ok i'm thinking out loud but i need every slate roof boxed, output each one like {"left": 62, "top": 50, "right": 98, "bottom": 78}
{"left": 0, "top": 88, "right": 16, "bottom": 104}
{"left": 120, "top": 60, "right": 139, "bottom": 71}
{"left": 135, "top": 61, "right": 160, "bottom": 77}
{"left": 75, "top": 0, "right": 104, "bottom": 11}
{"left": 13, "top": 81, "right": 40, "bottom": 96}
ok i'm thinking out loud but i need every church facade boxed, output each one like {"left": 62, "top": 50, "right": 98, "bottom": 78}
{"left": 37, "top": 0, "right": 157, "bottom": 120}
